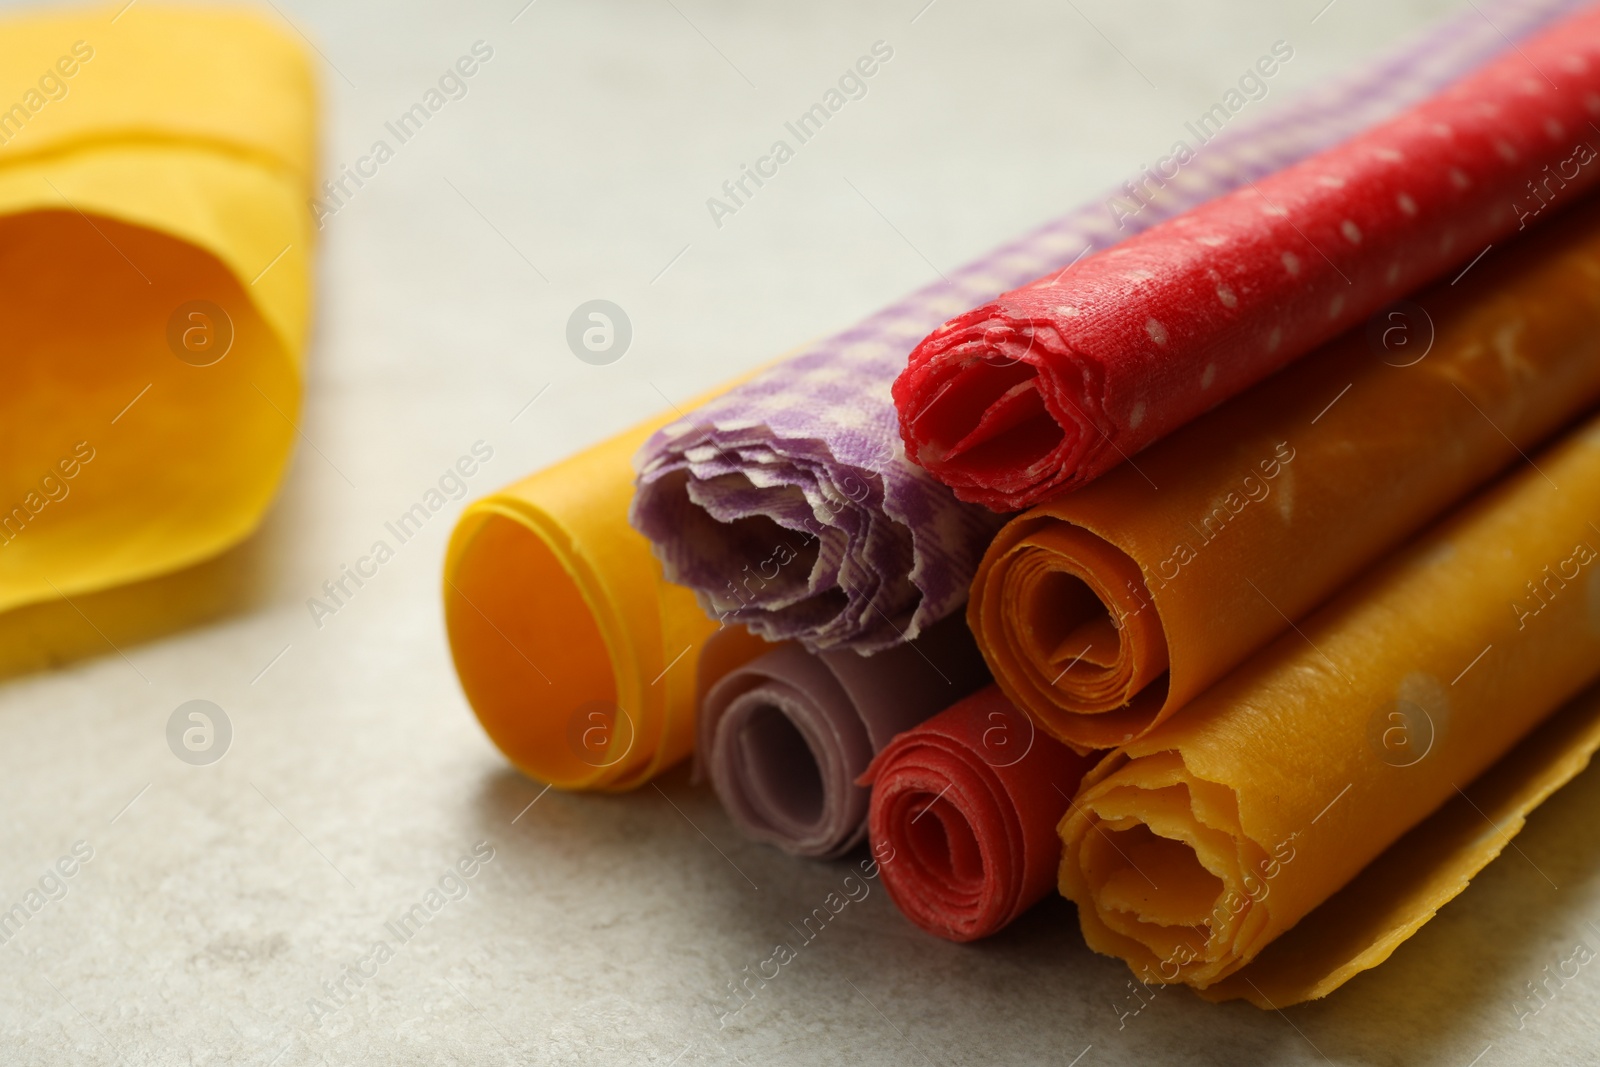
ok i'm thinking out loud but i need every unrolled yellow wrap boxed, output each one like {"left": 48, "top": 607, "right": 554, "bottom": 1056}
{"left": 1060, "top": 411, "right": 1600, "bottom": 1004}
{"left": 0, "top": 6, "right": 315, "bottom": 614}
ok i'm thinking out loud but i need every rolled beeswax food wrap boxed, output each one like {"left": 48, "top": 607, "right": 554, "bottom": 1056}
{"left": 444, "top": 407, "right": 752, "bottom": 793}
{"left": 1203, "top": 678, "right": 1600, "bottom": 1007}
{"left": 1058, "top": 413, "right": 1600, "bottom": 1004}
{"left": 696, "top": 614, "right": 989, "bottom": 858}
{"left": 859, "top": 686, "right": 1093, "bottom": 942}
{"left": 626, "top": 0, "right": 1568, "bottom": 654}
{"left": 0, "top": 7, "right": 315, "bottom": 612}
{"left": 972, "top": 195, "right": 1600, "bottom": 752}
{"left": 446, "top": 0, "right": 1575, "bottom": 792}
{"left": 894, "top": 5, "right": 1600, "bottom": 513}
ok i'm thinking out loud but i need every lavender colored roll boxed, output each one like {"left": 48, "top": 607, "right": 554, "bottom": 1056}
{"left": 697, "top": 615, "right": 989, "bottom": 858}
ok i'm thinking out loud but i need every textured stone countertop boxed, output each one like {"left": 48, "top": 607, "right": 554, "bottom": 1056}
{"left": 2, "top": 0, "right": 1597, "bottom": 1063}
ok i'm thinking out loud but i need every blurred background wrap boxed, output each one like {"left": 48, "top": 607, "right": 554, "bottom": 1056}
{"left": 0, "top": 6, "right": 315, "bottom": 655}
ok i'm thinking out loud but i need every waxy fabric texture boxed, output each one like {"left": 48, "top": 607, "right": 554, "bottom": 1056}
{"left": 861, "top": 686, "right": 1092, "bottom": 942}
{"left": 970, "top": 196, "right": 1600, "bottom": 751}
{"left": 0, "top": 6, "right": 314, "bottom": 615}
{"left": 1059, "top": 412, "right": 1600, "bottom": 1003}
{"left": 696, "top": 615, "right": 988, "bottom": 858}
{"left": 628, "top": 0, "right": 1577, "bottom": 653}
{"left": 895, "top": 4, "right": 1600, "bottom": 511}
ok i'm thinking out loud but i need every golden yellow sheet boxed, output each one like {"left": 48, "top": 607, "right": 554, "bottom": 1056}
{"left": 444, "top": 388, "right": 772, "bottom": 792}
{"left": 970, "top": 202, "right": 1600, "bottom": 751}
{"left": 0, "top": 6, "right": 315, "bottom": 615}
{"left": 1059, "top": 410, "right": 1600, "bottom": 1004}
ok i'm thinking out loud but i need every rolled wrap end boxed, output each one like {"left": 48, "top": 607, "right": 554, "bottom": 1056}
{"left": 1059, "top": 751, "right": 1273, "bottom": 989}
{"left": 863, "top": 686, "right": 1093, "bottom": 942}
{"left": 698, "top": 614, "right": 991, "bottom": 858}
{"left": 972, "top": 515, "right": 1171, "bottom": 752}
{"left": 444, "top": 424, "right": 718, "bottom": 792}
{"left": 895, "top": 307, "right": 1106, "bottom": 512}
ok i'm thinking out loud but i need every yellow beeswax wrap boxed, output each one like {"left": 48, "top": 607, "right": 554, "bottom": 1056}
{"left": 0, "top": 5, "right": 315, "bottom": 616}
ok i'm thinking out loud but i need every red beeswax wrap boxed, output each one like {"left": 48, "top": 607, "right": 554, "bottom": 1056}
{"left": 894, "top": 3, "right": 1600, "bottom": 511}
{"left": 859, "top": 686, "right": 1093, "bottom": 942}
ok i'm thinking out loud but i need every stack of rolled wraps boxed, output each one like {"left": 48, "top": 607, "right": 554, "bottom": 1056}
{"left": 1058, "top": 416, "right": 1600, "bottom": 1005}
{"left": 972, "top": 193, "right": 1600, "bottom": 749}
{"left": 446, "top": 0, "right": 1526, "bottom": 790}
{"left": 619, "top": 0, "right": 1594, "bottom": 944}
{"left": 873, "top": 0, "right": 1600, "bottom": 1002}
{"left": 441, "top": 0, "right": 1600, "bottom": 959}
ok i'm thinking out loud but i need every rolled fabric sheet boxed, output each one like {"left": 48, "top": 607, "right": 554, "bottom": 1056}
{"left": 972, "top": 194, "right": 1600, "bottom": 751}
{"left": 894, "top": 5, "right": 1600, "bottom": 512}
{"left": 627, "top": 0, "right": 1575, "bottom": 653}
{"left": 1202, "top": 678, "right": 1600, "bottom": 1007}
{"left": 859, "top": 686, "right": 1094, "bottom": 942}
{"left": 445, "top": 0, "right": 1578, "bottom": 791}
{"left": 1059, "top": 411, "right": 1600, "bottom": 1004}
{"left": 444, "top": 398, "right": 756, "bottom": 793}
{"left": 697, "top": 614, "right": 990, "bottom": 858}
{"left": 0, "top": 6, "right": 315, "bottom": 612}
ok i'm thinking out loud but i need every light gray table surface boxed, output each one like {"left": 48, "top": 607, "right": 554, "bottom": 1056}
{"left": 3, "top": 0, "right": 1599, "bottom": 1063}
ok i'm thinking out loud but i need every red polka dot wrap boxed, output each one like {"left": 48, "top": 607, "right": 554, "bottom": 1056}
{"left": 894, "top": 4, "right": 1600, "bottom": 512}
{"left": 859, "top": 686, "right": 1092, "bottom": 942}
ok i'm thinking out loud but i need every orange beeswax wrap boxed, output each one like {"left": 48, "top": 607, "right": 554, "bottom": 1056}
{"left": 0, "top": 6, "right": 316, "bottom": 613}
{"left": 444, "top": 380, "right": 770, "bottom": 792}
{"left": 1058, "top": 411, "right": 1600, "bottom": 1005}
{"left": 971, "top": 197, "right": 1600, "bottom": 752}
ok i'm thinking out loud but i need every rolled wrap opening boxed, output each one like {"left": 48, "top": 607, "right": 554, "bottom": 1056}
{"left": 656, "top": 468, "right": 823, "bottom": 604}
{"left": 736, "top": 702, "right": 826, "bottom": 830}
{"left": 912, "top": 357, "right": 1062, "bottom": 479}
{"left": 699, "top": 616, "right": 989, "bottom": 858}
{"left": 905, "top": 795, "right": 984, "bottom": 893}
{"left": 445, "top": 511, "right": 629, "bottom": 789}
{"left": 870, "top": 773, "right": 1001, "bottom": 941}
{"left": 863, "top": 686, "right": 1093, "bottom": 942}
{"left": 0, "top": 211, "right": 297, "bottom": 613}
{"left": 1063, "top": 756, "right": 1270, "bottom": 988}
{"left": 975, "top": 518, "right": 1170, "bottom": 750}
{"left": 707, "top": 671, "right": 870, "bottom": 857}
